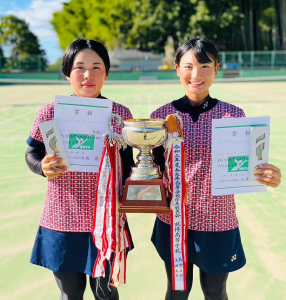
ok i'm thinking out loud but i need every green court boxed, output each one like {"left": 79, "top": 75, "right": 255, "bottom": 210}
{"left": 0, "top": 82, "right": 285, "bottom": 300}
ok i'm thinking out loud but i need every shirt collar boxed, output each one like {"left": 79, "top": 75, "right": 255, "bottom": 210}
{"left": 171, "top": 94, "right": 218, "bottom": 123}
{"left": 182, "top": 94, "right": 212, "bottom": 111}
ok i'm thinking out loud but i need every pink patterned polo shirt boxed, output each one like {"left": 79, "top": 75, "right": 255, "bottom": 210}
{"left": 29, "top": 101, "right": 132, "bottom": 232}
{"left": 151, "top": 100, "right": 245, "bottom": 232}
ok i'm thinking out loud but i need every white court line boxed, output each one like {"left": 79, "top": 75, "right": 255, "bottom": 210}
{"left": 0, "top": 109, "right": 36, "bottom": 125}
{"left": 0, "top": 106, "right": 13, "bottom": 113}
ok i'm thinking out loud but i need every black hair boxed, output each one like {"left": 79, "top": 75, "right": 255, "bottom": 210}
{"left": 175, "top": 38, "right": 219, "bottom": 66}
{"left": 62, "top": 39, "right": 110, "bottom": 77}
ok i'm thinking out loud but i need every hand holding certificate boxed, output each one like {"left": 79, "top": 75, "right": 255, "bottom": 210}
{"left": 211, "top": 116, "right": 271, "bottom": 195}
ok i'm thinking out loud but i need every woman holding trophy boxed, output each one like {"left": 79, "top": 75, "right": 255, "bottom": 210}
{"left": 25, "top": 39, "right": 134, "bottom": 300}
{"left": 151, "top": 38, "right": 282, "bottom": 300}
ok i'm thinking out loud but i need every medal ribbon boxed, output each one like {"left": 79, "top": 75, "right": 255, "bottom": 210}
{"left": 170, "top": 141, "right": 188, "bottom": 290}
{"left": 92, "top": 138, "right": 131, "bottom": 287}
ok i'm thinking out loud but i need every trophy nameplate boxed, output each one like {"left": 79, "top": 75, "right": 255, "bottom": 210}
{"left": 120, "top": 179, "right": 169, "bottom": 213}
{"left": 118, "top": 119, "right": 170, "bottom": 214}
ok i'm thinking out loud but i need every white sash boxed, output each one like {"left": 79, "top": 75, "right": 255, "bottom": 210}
{"left": 170, "top": 141, "right": 188, "bottom": 290}
{"left": 92, "top": 138, "right": 130, "bottom": 287}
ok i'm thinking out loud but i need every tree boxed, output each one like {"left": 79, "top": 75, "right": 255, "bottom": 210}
{"left": 240, "top": 0, "right": 285, "bottom": 51}
{"left": 51, "top": 0, "right": 286, "bottom": 53}
{"left": 275, "top": 0, "right": 286, "bottom": 50}
{"left": 0, "top": 15, "right": 47, "bottom": 70}
{"left": 0, "top": 45, "right": 5, "bottom": 70}
{"left": 46, "top": 57, "right": 63, "bottom": 72}
{"left": 186, "top": 0, "right": 245, "bottom": 51}
{"left": 51, "top": 0, "right": 133, "bottom": 51}
{"left": 121, "top": 0, "right": 196, "bottom": 52}
{"left": 51, "top": 0, "right": 196, "bottom": 53}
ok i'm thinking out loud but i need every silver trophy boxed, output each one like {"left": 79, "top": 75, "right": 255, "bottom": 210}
{"left": 122, "top": 119, "right": 167, "bottom": 179}
{"left": 120, "top": 119, "right": 169, "bottom": 213}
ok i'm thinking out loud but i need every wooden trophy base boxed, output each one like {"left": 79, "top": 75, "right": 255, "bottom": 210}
{"left": 119, "top": 178, "right": 170, "bottom": 213}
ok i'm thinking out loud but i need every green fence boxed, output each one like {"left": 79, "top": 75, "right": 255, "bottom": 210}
{"left": 1, "top": 51, "right": 286, "bottom": 83}
{"left": 0, "top": 55, "right": 47, "bottom": 72}
{"left": 220, "top": 51, "right": 286, "bottom": 69}
{"left": 108, "top": 70, "right": 224, "bottom": 80}
{"left": 1, "top": 51, "right": 286, "bottom": 73}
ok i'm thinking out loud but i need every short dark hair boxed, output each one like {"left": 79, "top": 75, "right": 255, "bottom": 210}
{"left": 62, "top": 39, "right": 110, "bottom": 77}
{"left": 175, "top": 38, "right": 219, "bottom": 66}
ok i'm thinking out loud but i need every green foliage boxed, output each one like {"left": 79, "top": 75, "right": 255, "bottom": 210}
{"left": 0, "top": 15, "right": 47, "bottom": 70}
{"left": 51, "top": 0, "right": 286, "bottom": 53}
{"left": 123, "top": 0, "right": 195, "bottom": 51}
{"left": 189, "top": 0, "right": 244, "bottom": 50}
{"left": 46, "top": 58, "right": 63, "bottom": 72}
{"left": 258, "top": 7, "right": 276, "bottom": 32}
{"left": 0, "top": 45, "right": 6, "bottom": 70}
{"left": 51, "top": 0, "right": 195, "bottom": 52}
{"left": 0, "top": 15, "right": 44, "bottom": 56}
{"left": 51, "top": 0, "right": 133, "bottom": 51}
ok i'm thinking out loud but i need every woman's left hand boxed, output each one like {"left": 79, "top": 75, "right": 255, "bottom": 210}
{"left": 255, "top": 164, "right": 282, "bottom": 188}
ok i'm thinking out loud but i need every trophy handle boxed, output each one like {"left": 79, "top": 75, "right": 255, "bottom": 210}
{"left": 173, "top": 112, "right": 183, "bottom": 129}
{"left": 108, "top": 113, "right": 123, "bottom": 134}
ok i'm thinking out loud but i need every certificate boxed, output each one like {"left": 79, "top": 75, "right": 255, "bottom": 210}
{"left": 211, "top": 116, "right": 270, "bottom": 195}
{"left": 54, "top": 95, "right": 113, "bottom": 173}
{"left": 39, "top": 119, "right": 71, "bottom": 169}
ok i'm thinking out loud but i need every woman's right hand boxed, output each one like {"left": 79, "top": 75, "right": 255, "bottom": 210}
{"left": 41, "top": 154, "right": 68, "bottom": 180}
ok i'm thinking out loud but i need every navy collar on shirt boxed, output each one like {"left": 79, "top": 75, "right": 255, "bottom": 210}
{"left": 171, "top": 94, "right": 218, "bottom": 123}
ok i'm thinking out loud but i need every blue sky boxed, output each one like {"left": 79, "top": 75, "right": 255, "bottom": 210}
{"left": 0, "top": 0, "right": 65, "bottom": 64}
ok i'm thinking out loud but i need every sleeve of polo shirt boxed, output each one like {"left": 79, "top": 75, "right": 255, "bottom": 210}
{"left": 26, "top": 106, "right": 47, "bottom": 151}
{"left": 25, "top": 146, "right": 46, "bottom": 176}
{"left": 240, "top": 108, "right": 246, "bottom": 118}
{"left": 25, "top": 106, "right": 48, "bottom": 176}
{"left": 126, "top": 108, "right": 132, "bottom": 120}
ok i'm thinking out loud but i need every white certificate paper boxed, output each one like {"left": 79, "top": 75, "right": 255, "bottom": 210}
{"left": 54, "top": 95, "right": 113, "bottom": 173}
{"left": 39, "top": 119, "right": 71, "bottom": 169}
{"left": 211, "top": 116, "right": 270, "bottom": 195}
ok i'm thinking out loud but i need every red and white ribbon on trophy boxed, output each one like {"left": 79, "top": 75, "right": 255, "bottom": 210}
{"left": 165, "top": 113, "right": 188, "bottom": 291}
{"left": 92, "top": 113, "right": 131, "bottom": 287}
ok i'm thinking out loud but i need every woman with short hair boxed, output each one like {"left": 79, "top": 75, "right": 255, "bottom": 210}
{"left": 25, "top": 39, "right": 134, "bottom": 300}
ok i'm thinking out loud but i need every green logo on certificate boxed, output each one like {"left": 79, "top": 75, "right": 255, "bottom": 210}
{"left": 228, "top": 156, "right": 249, "bottom": 172}
{"left": 69, "top": 134, "right": 95, "bottom": 150}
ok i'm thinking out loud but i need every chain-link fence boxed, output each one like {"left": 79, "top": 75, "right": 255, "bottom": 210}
{"left": 220, "top": 51, "right": 286, "bottom": 69}
{"left": 1, "top": 51, "right": 286, "bottom": 73}
{"left": 0, "top": 54, "right": 47, "bottom": 72}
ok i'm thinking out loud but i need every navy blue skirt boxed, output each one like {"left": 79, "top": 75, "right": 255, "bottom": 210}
{"left": 151, "top": 218, "right": 246, "bottom": 274}
{"left": 30, "top": 223, "right": 134, "bottom": 276}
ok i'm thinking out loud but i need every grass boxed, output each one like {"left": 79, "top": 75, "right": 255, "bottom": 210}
{"left": 0, "top": 82, "right": 285, "bottom": 299}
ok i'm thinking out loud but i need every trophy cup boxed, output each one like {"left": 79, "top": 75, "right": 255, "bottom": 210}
{"left": 118, "top": 119, "right": 170, "bottom": 213}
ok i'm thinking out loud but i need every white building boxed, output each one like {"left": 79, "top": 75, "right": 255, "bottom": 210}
{"left": 109, "top": 48, "right": 163, "bottom": 71}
